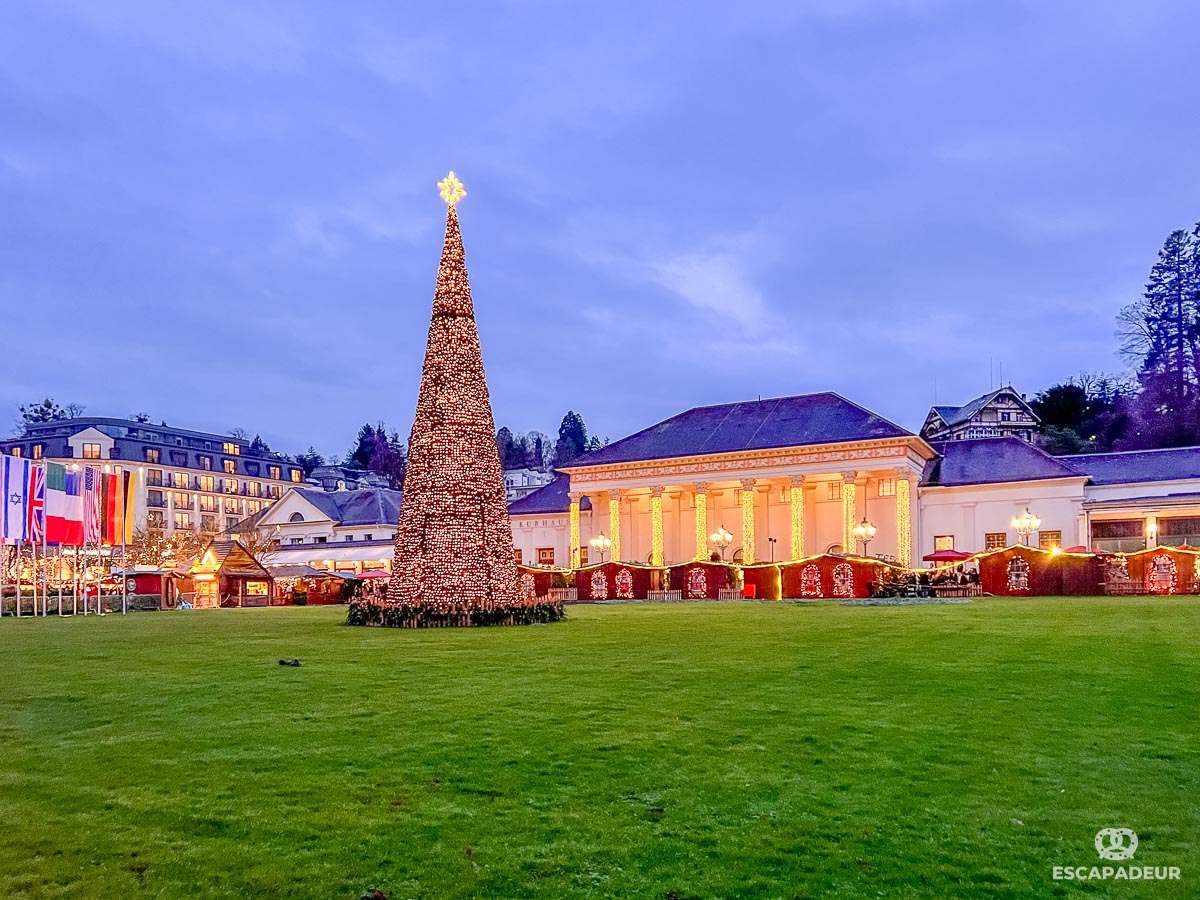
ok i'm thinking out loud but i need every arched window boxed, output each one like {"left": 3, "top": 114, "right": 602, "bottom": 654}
{"left": 289, "top": 512, "right": 304, "bottom": 523}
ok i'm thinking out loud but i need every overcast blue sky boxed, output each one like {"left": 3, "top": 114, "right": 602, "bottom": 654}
{"left": 3, "top": 1, "right": 1198, "bottom": 459}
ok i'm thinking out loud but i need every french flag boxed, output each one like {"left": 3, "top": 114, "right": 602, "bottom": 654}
{"left": 45, "top": 462, "right": 85, "bottom": 546}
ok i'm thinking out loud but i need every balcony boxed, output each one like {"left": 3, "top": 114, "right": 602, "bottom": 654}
{"left": 146, "top": 498, "right": 167, "bottom": 509}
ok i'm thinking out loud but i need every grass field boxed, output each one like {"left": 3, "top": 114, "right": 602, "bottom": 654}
{"left": 1, "top": 599, "right": 1197, "bottom": 899}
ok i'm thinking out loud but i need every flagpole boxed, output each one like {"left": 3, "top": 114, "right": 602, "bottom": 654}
{"left": 56, "top": 546, "right": 63, "bottom": 616}
{"left": 0, "top": 538, "right": 6, "bottom": 618}
{"left": 41, "top": 500, "right": 48, "bottom": 617}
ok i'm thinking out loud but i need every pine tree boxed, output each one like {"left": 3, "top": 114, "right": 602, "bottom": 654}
{"left": 495, "top": 427, "right": 516, "bottom": 469}
{"left": 386, "top": 176, "right": 519, "bottom": 615}
{"left": 1117, "top": 226, "right": 1200, "bottom": 446}
{"left": 347, "top": 423, "right": 379, "bottom": 469}
{"left": 553, "top": 411, "right": 589, "bottom": 467}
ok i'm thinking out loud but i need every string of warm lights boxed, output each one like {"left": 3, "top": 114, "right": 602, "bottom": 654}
{"left": 741, "top": 481, "right": 756, "bottom": 565}
{"left": 650, "top": 489, "right": 664, "bottom": 567}
{"left": 841, "top": 478, "right": 857, "bottom": 553}
{"left": 694, "top": 488, "right": 707, "bottom": 560}
{"left": 896, "top": 476, "right": 911, "bottom": 566}
{"left": 569, "top": 496, "right": 581, "bottom": 568}
{"left": 608, "top": 496, "right": 621, "bottom": 562}
{"left": 789, "top": 478, "right": 804, "bottom": 560}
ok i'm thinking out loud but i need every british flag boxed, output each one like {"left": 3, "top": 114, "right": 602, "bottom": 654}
{"left": 84, "top": 466, "right": 101, "bottom": 544}
{"left": 25, "top": 463, "right": 45, "bottom": 543}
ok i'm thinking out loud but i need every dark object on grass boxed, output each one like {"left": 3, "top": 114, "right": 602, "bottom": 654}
{"left": 278, "top": 659, "right": 302, "bottom": 667}
{"left": 361, "top": 891, "right": 387, "bottom": 900}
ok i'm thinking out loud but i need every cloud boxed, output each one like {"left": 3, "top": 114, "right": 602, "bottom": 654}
{"left": 647, "top": 246, "right": 770, "bottom": 333}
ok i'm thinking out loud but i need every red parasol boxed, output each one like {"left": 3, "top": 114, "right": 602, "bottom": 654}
{"left": 922, "top": 549, "right": 975, "bottom": 562}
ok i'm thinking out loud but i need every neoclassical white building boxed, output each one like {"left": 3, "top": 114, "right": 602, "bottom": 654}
{"left": 509, "top": 391, "right": 1200, "bottom": 568}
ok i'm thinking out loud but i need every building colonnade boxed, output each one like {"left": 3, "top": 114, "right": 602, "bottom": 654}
{"left": 563, "top": 468, "right": 917, "bottom": 568}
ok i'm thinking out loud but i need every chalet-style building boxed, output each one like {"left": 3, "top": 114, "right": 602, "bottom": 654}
{"left": 921, "top": 387, "right": 1039, "bottom": 442}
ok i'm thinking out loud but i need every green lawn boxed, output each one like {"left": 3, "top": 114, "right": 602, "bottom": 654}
{"left": 0, "top": 599, "right": 1196, "bottom": 899}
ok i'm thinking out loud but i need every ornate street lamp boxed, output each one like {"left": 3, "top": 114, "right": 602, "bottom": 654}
{"left": 851, "top": 518, "right": 877, "bottom": 557}
{"left": 711, "top": 526, "right": 734, "bottom": 561}
{"left": 1011, "top": 508, "right": 1041, "bottom": 546}
{"left": 588, "top": 532, "right": 611, "bottom": 564}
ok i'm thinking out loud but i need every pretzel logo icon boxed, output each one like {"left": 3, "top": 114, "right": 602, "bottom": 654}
{"left": 1095, "top": 828, "right": 1138, "bottom": 861}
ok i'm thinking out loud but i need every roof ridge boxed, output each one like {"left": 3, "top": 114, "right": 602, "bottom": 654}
{"left": 1060, "top": 445, "right": 1200, "bottom": 459}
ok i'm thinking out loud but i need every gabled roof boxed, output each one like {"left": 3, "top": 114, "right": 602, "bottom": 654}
{"left": 562, "top": 393, "right": 912, "bottom": 469}
{"left": 1060, "top": 446, "right": 1200, "bottom": 486}
{"left": 507, "top": 473, "right": 591, "bottom": 515}
{"left": 292, "top": 487, "right": 402, "bottom": 527}
{"left": 921, "top": 437, "right": 1085, "bottom": 487}
{"left": 926, "top": 387, "right": 1038, "bottom": 429}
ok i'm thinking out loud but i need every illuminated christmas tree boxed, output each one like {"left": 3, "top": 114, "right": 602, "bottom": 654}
{"left": 385, "top": 172, "right": 522, "bottom": 621}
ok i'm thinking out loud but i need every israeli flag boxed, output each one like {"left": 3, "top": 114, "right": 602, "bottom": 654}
{"left": 2, "top": 455, "right": 30, "bottom": 541}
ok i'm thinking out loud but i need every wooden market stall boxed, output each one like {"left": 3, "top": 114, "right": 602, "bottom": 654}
{"left": 181, "top": 540, "right": 273, "bottom": 608}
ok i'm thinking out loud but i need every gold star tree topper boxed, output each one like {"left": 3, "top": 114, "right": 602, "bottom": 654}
{"left": 438, "top": 171, "right": 467, "bottom": 206}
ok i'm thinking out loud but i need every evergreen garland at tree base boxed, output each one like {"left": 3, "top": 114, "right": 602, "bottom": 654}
{"left": 347, "top": 599, "right": 565, "bottom": 629}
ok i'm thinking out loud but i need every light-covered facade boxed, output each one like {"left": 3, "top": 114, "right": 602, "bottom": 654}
{"left": 509, "top": 394, "right": 1200, "bottom": 567}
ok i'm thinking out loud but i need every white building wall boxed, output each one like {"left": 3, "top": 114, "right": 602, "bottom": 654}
{"left": 918, "top": 478, "right": 1087, "bottom": 555}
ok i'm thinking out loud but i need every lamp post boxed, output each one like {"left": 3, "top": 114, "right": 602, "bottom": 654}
{"left": 588, "top": 532, "right": 611, "bottom": 564}
{"left": 1011, "top": 508, "right": 1041, "bottom": 546}
{"left": 851, "top": 518, "right": 877, "bottom": 557}
{"left": 711, "top": 526, "right": 734, "bottom": 561}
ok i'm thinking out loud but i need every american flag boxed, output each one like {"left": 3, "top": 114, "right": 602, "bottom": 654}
{"left": 26, "top": 463, "right": 45, "bottom": 543}
{"left": 84, "top": 467, "right": 101, "bottom": 544}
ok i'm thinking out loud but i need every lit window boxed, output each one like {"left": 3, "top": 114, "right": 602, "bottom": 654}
{"left": 222, "top": 442, "right": 240, "bottom": 456}
{"left": 172, "top": 472, "right": 189, "bottom": 489}
{"left": 10, "top": 447, "right": 21, "bottom": 458}
{"left": 247, "top": 500, "right": 261, "bottom": 514}
{"left": 199, "top": 495, "right": 217, "bottom": 512}
{"left": 146, "top": 448, "right": 160, "bottom": 463}
{"left": 32, "top": 444, "right": 43, "bottom": 460}
{"left": 146, "top": 469, "right": 163, "bottom": 486}
{"left": 224, "top": 498, "right": 242, "bottom": 515}
{"left": 269, "top": 465, "right": 281, "bottom": 480}
{"left": 247, "top": 482, "right": 261, "bottom": 497}
{"left": 174, "top": 512, "right": 191, "bottom": 530}
{"left": 224, "top": 478, "right": 238, "bottom": 494}
{"left": 198, "top": 475, "right": 215, "bottom": 493}
{"left": 985, "top": 532, "right": 1006, "bottom": 551}
{"left": 934, "top": 535, "right": 955, "bottom": 551}
{"left": 290, "top": 469, "right": 302, "bottom": 483}
{"left": 270, "top": 485, "right": 282, "bottom": 499}
{"left": 223, "top": 459, "right": 237, "bottom": 474}
{"left": 1039, "top": 530, "right": 1062, "bottom": 551}
{"left": 82, "top": 443, "right": 100, "bottom": 460}
{"left": 877, "top": 478, "right": 895, "bottom": 497}
{"left": 827, "top": 481, "right": 842, "bottom": 501}
{"left": 173, "top": 492, "right": 192, "bottom": 508}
